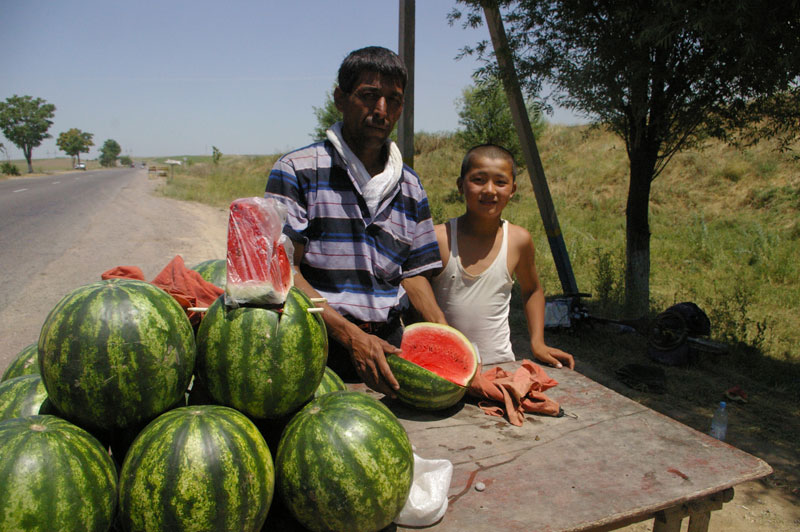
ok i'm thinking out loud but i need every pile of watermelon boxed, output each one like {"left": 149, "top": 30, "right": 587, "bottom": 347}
{"left": 0, "top": 263, "right": 485, "bottom": 531}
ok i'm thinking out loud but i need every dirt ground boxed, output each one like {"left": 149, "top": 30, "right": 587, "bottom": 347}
{"left": 7, "top": 169, "right": 797, "bottom": 531}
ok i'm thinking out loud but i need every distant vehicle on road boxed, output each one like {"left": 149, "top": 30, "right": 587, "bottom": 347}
{"left": 74, "top": 163, "right": 86, "bottom": 170}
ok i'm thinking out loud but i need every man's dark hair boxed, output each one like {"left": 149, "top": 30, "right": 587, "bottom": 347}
{"left": 338, "top": 46, "right": 408, "bottom": 93}
{"left": 459, "top": 143, "right": 518, "bottom": 181}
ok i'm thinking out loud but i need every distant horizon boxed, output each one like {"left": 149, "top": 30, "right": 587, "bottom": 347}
{"left": 7, "top": 120, "right": 593, "bottom": 164}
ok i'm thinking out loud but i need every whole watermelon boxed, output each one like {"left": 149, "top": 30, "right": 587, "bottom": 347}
{"left": 314, "top": 366, "right": 348, "bottom": 398}
{"left": 195, "top": 287, "right": 327, "bottom": 419}
{"left": 0, "top": 374, "right": 48, "bottom": 421}
{"left": 276, "top": 391, "right": 413, "bottom": 532}
{"left": 190, "top": 258, "right": 227, "bottom": 289}
{"left": 0, "top": 415, "right": 118, "bottom": 532}
{"left": 1, "top": 343, "right": 39, "bottom": 381}
{"left": 118, "top": 405, "right": 274, "bottom": 532}
{"left": 38, "top": 279, "right": 196, "bottom": 431}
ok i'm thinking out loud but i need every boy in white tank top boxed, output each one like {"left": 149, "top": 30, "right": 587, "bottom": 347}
{"left": 431, "top": 144, "right": 574, "bottom": 369}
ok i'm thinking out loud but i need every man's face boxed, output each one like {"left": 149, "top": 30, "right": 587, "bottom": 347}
{"left": 334, "top": 71, "right": 404, "bottom": 151}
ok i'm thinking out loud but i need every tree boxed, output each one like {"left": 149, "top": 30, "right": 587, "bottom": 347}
{"left": 311, "top": 84, "right": 342, "bottom": 141}
{"left": 212, "top": 146, "right": 222, "bottom": 164}
{"left": 56, "top": 128, "right": 94, "bottom": 165}
{"left": 456, "top": 74, "right": 545, "bottom": 167}
{"left": 98, "top": 139, "right": 122, "bottom": 167}
{"left": 453, "top": 0, "right": 800, "bottom": 316}
{"left": 0, "top": 95, "right": 56, "bottom": 173}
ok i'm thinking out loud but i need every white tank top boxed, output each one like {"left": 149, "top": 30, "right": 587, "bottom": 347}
{"left": 431, "top": 218, "right": 515, "bottom": 364}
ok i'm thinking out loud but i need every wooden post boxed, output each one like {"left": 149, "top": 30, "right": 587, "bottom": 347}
{"left": 398, "top": 0, "right": 415, "bottom": 167}
{"left": 482, "top": 3, "right": 579, "bottom": 295}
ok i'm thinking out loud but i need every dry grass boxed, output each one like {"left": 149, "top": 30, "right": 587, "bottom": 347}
{"left": 157, "top": 125, "right": 800, "bottom": 385}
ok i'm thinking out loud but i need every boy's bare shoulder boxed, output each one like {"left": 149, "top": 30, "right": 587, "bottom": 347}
{"left": 506, "top": 221, "right": 534, "bottom": 244}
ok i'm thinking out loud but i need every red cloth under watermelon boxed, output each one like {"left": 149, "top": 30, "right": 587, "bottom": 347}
{"left": 467, "top": 360, "right": 561, "bottom": 425}
{"left": 101, "top": 255, "right": 223, "bottom": 326}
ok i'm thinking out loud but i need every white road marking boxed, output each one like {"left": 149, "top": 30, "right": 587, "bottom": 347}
{"left": 13, "top": 188, "right": 28, "bottom": 193}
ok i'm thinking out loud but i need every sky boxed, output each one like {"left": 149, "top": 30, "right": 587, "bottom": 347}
{"left": 2, "top": 0, "right": 584, "bottom": 160}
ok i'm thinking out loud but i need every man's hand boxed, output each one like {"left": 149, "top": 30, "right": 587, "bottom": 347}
{"left": 348, "top": 329, "right": 401, "bottom": 397}
{"left": 532, "top": 342, "right": 575, "bottom": 369}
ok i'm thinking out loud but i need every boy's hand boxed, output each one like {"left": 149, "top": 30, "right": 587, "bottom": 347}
{"left": 532, "top": 342, "right": 575, "bottom": 369}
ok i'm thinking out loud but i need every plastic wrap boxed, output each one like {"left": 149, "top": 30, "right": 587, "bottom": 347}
{"left": 394, "top": 452, "right": 453, "bottom": 527}
{"left": 225, "top": 197, "right": 294, "bottom": 307}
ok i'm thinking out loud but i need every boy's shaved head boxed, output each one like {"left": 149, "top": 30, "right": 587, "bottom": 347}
{"left": 460, "top": 144, "right": 517, "bottom": 181}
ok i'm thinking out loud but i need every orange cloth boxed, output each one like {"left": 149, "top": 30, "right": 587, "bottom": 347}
{"left": 467, "top": 360, "right": 561, "bottom": 425}
{"left": 101, "top": 255, "right": 223, "bottom": 326}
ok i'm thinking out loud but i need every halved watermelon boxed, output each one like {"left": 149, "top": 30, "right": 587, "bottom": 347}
{"left": 388, "top": 322, "right": 479, "bottom": 411}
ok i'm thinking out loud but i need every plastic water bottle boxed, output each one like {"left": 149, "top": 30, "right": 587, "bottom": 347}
{"left": 709, "top": 401, "right": 728, "bottom": 441}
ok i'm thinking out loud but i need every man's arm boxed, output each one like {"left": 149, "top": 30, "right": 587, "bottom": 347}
{"left": 513, "top": 226, "right": 575, "bottom": 369}
{"left": 401, "top": 274, "right": 447, "bottom": 325}
{"left": 290, "top": 242, "right": 401, "bottom": 396}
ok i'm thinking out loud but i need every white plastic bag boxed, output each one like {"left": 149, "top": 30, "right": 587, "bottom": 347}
{"left": 394, "top": 453, "right": 453, "bottom": 528}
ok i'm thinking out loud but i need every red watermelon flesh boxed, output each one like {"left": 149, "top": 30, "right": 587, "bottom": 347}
{"left": 399, "top": 322, "right": 479, "bottom": 387}
{"left": 226, "top": 197, "right": 293, "bottom": 306}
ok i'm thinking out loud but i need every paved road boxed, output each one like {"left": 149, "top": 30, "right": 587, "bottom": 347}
{"left": 0, "top": 168, "right": 228, "bottom": 374}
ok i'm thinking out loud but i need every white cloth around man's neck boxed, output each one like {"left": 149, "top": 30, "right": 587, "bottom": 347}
{"left": 326, "top": 121, "right": 403, "bottom": 218}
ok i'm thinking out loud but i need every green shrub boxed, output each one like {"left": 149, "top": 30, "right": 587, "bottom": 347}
{"left": 1, "top": 161, "right": 20, "bottom": 175}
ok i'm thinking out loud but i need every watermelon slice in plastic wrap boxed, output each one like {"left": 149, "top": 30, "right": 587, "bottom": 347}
{"left": 225, "top": 197, "right": 294, "bottom": 307}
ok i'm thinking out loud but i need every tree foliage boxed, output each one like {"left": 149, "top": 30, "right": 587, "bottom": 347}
{"left": 56, "top": 128, "right": 94, "bottom": 164}
{"left": 0, "top": 95, "right": 56, "bottom": 173}
{"left": 456, "top": 74, "right": 544, "bottom": 167}
{"left": 98, "top": 139, "right": 122, "bottom": 167}
{"left": 212, "top": 145, "right": 222, "bottom": 164}
{"left": 453, "top": 0, "right": 800, "bottom": 316}
{"left": 311, "top": 85, "right": 342, "bottom": 141}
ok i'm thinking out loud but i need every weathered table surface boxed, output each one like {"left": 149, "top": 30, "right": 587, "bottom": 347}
{"left": 360, "top": 362, "right": 772, "bottom": 532}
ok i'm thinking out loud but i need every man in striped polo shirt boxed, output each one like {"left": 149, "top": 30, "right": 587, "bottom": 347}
{"left": 266, "top": 46, "right": 446, "bottom": 397}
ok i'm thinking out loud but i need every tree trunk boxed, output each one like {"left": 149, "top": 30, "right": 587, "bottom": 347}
{"left": 24, "top": 147, "right": 33, "bottom": 173}
{"left": 624, "top": 149, "right": 656, "bottom": 318}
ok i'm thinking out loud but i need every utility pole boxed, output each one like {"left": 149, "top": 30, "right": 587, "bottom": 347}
{"left": 482, "top": 3, "right": 579, "bottom": 295}
{"left": 398, "top": 0, "right": 415, "bottom": 167}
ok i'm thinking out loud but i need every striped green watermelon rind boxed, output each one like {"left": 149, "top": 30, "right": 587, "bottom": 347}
{"left": 0, "top": 415, "right": 118, "bottom": 532}
{"left": 0, "top": 374, "right": 49, "bottom": 421}
{"left": 190, "top": 259, "right": 227, "bottom": 289}
{"left": 313, "top": 366, "right": 348, "bottom": 398}
{"left": 399, "top": 322, "right": 479, "bottom": 387}
{"left": 196, "top": 286, "right": 327, "bottom": 419}
{"left": 387, "top": 354, "right": 468, "bottom": 411}
{"left": 276, "top": 390, "right": 413, "bottom": 532}
{"left": 118, "top": 405, "right": 274, "bottom": 532}
{"left": 1, "top": 343, "right": 39, "bottom": 381}
{"left": 38, "top": 279, "right": 196, "bottom": 431}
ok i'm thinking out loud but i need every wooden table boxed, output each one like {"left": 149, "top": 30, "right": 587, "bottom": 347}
{"left": 362, "top": 363, "right": 772, "bottom": 532}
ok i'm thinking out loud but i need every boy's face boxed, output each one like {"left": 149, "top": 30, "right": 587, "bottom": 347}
{"left": 458, "top": 155, "right": 517, "bottom": 219}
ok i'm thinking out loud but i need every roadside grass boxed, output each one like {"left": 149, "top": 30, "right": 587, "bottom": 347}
{"left": 3, "top": 157, "right": 102, "bottom": 175}
{"left": 158, "top": 154, "right": 279, "bottom": 209}
{"left": 157, "top": 127, "right": 800, "bottom": 442}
